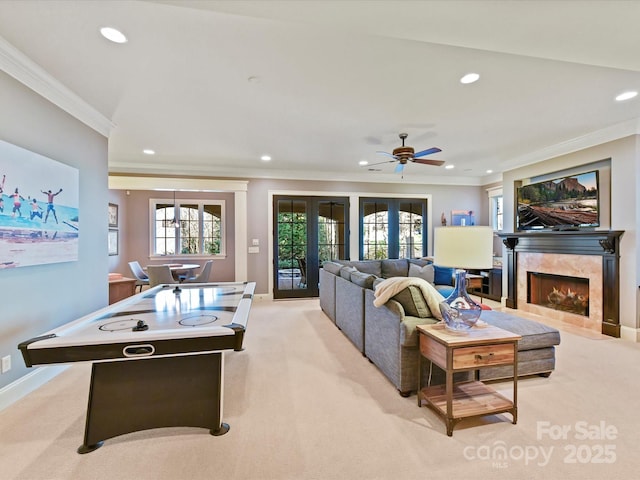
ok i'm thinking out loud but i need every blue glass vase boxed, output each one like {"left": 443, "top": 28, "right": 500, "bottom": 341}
{"left": 439, "top": 270, "right": 482, "bottom": 332}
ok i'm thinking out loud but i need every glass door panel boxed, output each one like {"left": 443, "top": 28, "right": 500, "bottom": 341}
{"left": 276, "top": 199, "right": 307, "bottom": 295}
{"left": 399, "top": 201, "right": 425, "bottom": 259}
{"left": 274, "top": 196, "right": 348, "bottom": 299}
{"left": 361, "top": 200, "right": 390, "bottom": 260}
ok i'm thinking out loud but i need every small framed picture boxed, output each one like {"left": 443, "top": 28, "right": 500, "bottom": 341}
{"left": 108, "top": 203, "right": 118, "bottom": 228}
{"left": 108, "top": 229, "right": 118, "bottom": 256}
{"left": 451, "top": 210, "right": 475, "bottom": 226}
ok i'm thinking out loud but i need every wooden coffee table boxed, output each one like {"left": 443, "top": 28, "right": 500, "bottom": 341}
{"left": 417, "top": 323, "right": 521, "bottom": 436}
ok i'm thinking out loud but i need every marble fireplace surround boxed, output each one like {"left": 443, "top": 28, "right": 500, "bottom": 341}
{"left": 518, "top": 253, "right": 602, "bottom": 332}
{"left": 499, "top": 231, "right": 624, "bottom": 337}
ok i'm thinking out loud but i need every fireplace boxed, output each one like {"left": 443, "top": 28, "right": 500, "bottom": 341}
{"left": 499, "top": 230, "right": 624, "bottom": 337}
{"left": 527, "top": 272, "right": 589, "bottom": 317}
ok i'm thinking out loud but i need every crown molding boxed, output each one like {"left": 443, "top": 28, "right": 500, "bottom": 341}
{"left": 0, "top": 35, "right": 115, "bottom": 137}
{"left": 503, "top": 117, "right": 640, "bottom": 173}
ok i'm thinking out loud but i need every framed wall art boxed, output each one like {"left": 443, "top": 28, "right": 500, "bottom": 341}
{"left": 108, "top": 203, "right": 118, "bottom": 228}
{"left": 108, "top": 229, "right": 118, "bottom": 256}
{"left": 451, "top": 210, "right": 475, "bottom": 226}
{"left": 0, "top": 139, "right": 79, "bottom": 269}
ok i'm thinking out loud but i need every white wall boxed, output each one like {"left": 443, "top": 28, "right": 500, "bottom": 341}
{"left": 0, "top": 71, "right": 108, "bottom": 391}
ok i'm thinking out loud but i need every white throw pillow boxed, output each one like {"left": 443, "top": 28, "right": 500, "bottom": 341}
{"left": 408, "top": 263, "right": 435, "bottom": 284}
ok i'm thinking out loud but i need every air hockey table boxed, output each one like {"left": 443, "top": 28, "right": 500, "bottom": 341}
{"left": 18, "top": 281, "right": 255, "bottom": 454}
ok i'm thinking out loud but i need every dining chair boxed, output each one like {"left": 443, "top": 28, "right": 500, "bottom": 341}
{"left": 296, "top": 257, "right": 307, "bottom": 288}
{"left": 147, "top": 265, "right": 177, "bottom": 287}
{"left": 183, "top": 260, "right": 213, "bottom": 283}
{"left": 128, "top": 261, "right": 150, "bottom": 292}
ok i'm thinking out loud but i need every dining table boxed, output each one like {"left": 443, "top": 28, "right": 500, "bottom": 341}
{"left": 146, "top": 263, "right": 201, "bottom": 282}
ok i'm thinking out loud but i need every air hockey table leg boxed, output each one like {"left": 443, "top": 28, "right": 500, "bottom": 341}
{"left": 77, "top": 352, "right": 226, "bottom": 453}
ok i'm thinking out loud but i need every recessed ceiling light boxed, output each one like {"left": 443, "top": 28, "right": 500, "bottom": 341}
{"left": 100, "top": 27, "right": 127, "bottom": 44}
{"left": 615, "top": 91, "right": 638, "bottom": 101}
{"left": 260, "top": 155, "right": 271, "bottom": 161}
{"left": 359, "top": 160, "right": 369, "bottom": 166}
{"left": 486, "top": 169, "right": 493, "bottom": 174}
{"left": 143, "top": 149, "right": 155, "bottom": 155}
{"left": 445, "top": 165, "right": 455, "bottom": 170}
{"left": 460, "top": 73, "right": 480, "bottom": 84}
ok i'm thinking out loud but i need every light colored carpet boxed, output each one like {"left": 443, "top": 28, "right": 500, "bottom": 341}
{"left": 1, "top": 297, "right": 638, "bottom": 480}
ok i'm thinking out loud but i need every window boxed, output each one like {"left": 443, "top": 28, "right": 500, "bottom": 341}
{"left": 151, "top": 199, "right": 224, "bottom": 256}
{"left": 488, "top": 188, "right": 503, "bottom": 231}
{"left": 361, "top": 200, "right": 389, "bottom": 259}
{"left": 360, "top": 198, "right": 428, "bottom": 259}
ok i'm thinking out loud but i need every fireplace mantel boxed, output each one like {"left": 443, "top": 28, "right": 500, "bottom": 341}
{"left": 498, "top": 230, "right": 624, "bottom": 337}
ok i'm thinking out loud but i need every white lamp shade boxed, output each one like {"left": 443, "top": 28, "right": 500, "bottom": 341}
{"left": 434, "top": 226, "right": 494, "bottom": 269}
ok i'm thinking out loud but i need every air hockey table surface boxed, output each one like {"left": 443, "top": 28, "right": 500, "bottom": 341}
{"left": 19, "top": 281, "right": 255, "bottom": 366}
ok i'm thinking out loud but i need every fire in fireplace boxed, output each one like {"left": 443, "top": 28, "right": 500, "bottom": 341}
{"left": 527, "top": 272, "right": 589, "bottom": 317}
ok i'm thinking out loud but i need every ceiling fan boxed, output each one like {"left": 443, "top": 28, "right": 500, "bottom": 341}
{"left": 367, "top": 133, "right": 444, "bottom": 174}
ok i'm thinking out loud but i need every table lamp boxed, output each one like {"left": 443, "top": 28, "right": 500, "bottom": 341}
{"left": 434, "top": 226, "right": 494, "bottom": 331}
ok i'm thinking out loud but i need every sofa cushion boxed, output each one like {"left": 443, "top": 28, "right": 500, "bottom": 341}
{"left": 434, "top": 265, "right": 455, "bottom": 285}
{"left": 408, "top": 263, "right": 435, "bottom": 284}
{"left": 392, "top": 285, "right": 434, "bottom": 318}
{"left": 338, "top": 260, "right": 382, "bottom": 277}
{"left": 400, "top": 316, "right": 439, "bottom": 347}
{"left": 339, "top": 266, "right": 358, "bottom": 280}
{"left": 322, "top": 261, "right": 344, "bottom": 275}
{"left": 372, "top": 276, "right": 385, "bottom": 289}
{"left": 381, "top": 259, "right": 409, "bottom": 278}
{"left": 350, "top": 270, "right": 376, "bottom": 289}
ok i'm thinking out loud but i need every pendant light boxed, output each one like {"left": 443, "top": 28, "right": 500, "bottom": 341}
{"left": 171, "top": 190, "right": 179, "bottom": 229}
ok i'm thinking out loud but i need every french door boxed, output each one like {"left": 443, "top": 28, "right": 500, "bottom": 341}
{"left": 360, "top": 198, "right": 428, "bottom": 259}
{"left": 273, "top": 196, "right": 349, "bottom": 299}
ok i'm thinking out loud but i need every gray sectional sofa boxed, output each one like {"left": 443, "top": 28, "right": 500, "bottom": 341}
{"left": 319, "top": 258, "right": 561, "bottom": 396}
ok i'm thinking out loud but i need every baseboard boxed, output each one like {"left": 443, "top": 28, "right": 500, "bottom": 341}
{"left": 620, "top": 325, "right": 640, "bottom": 343}
{"left": 253, "top": 293, "right": 272, "bottom": 301}
{"left": 0, "top": 365, "right": 68, "bottom": 412}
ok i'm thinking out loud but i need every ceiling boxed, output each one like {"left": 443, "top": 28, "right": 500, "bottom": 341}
{"left": 1, "top": 0, "right": 640, "bottom": 185}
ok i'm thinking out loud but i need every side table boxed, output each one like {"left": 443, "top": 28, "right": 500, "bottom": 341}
{"left": 417, "top": 323, "right": 521, "bottom": 436}
{"left": 108, "top": 277, "right": 137, "bottom": 305}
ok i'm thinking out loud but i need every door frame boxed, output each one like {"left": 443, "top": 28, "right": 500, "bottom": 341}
{"left": 267, "top": 190, "right": 433, "bottom": 299}
{"left": 272, "top": 195, "right": 350, "bottom": 299}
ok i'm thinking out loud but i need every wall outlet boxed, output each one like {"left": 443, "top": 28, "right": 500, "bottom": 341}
{"left": 252, "top": 238, "right": 259, "bottom": 246}
{"left": 248, "top": 246, "right": 259, "bottom": 254}
{"left": 1, "top": 355, "right": 10, "bottom": 374}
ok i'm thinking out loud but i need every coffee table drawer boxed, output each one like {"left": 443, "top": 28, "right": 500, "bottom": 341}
{"left": 453, "top": 344, "right": 514, "bottom": 369}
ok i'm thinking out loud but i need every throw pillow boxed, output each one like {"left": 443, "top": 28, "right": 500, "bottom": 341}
{"left": 408, "top": 263, "right": 435, "bottom": 284}
{"left": 434, "top": 265, "right": 455, "bottom": 286}
{"left": 392, "top": 286, "right": 433, "bottom": 318}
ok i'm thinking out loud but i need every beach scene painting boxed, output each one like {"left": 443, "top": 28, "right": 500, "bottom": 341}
{"left": 0, "top": 139, "right": 79, "bottom": 269}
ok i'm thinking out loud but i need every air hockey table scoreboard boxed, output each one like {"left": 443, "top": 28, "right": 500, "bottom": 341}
{"left": 18, "top": 281, "right": 256, "bottom": 454}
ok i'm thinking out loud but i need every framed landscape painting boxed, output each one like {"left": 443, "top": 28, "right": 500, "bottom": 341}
{"left": 0, "top": 139, "right": 79, "bottom": 269}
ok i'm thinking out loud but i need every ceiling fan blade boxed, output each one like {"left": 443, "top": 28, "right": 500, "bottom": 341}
{"left": 365, "top": 159, "right": 398, "bottom": 167}
{"left": 413, "top": 147, "right": 442, "bottom": 158}
{"left": 394, "top": 163, "right": 405, "bottom": 174}
{"left": 412, "top": 158, "right": 445, "bottom": 166}
{"left": 375, "top": 151, "right": 398, "bottom": 159}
